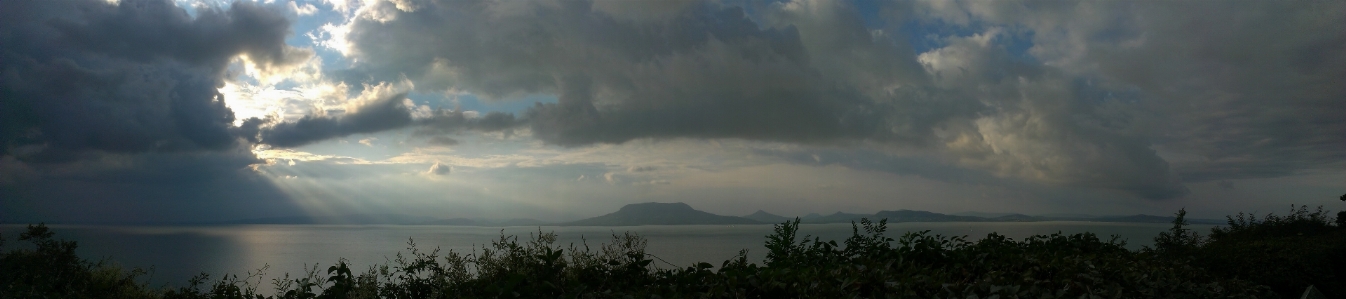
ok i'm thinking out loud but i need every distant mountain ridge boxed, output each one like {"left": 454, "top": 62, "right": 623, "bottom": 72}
{"left": 742, "top": 210, "right": 791, "bottom": 223}
{"left": 562, "top": 202, "right": 761, "bottom": 226}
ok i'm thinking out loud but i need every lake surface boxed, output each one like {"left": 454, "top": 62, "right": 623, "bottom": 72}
{"left": 0, "top": 222, "right": 1213, "bottom": 291}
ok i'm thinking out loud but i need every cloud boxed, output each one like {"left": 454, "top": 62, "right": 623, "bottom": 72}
{"left": 914, "top": 0, "right": 1346, "bottom": 183}
{"left": 339, "top": 0, "right": 913, "bottom": 146}
{"left": 318, "top": 0, "right": 1197, "bottom": 198}
{"left": 0, "top": 0, "right": 315, "bottom": 222}
{"left": 0, "top": 0, "right": 308, "bottom": 158}
{"left": 425, "top": 161, "right": 450, "bottom": 175}
{"left": 8, "top": 0, "right": 1342, "bottom": 221}
{"left": 415, "top": 109, "right": 525, "bottom": 137}
{"left": 289, "top": 1, "right": 318, "bottom": 16}
{"left": 426, "top": 136, "right": 460, "bottom": 146}
{"left": 627, "top": 166, "right": 656, "bottom": 172}
{"left": 0, "top": 150, "right": 302, "bottom": 223}
{"left": 257, "top": 81, "right": 415, "bottom": 147}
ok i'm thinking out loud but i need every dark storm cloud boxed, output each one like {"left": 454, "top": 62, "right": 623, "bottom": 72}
{"left": 256, "top": 92, "right": 525, "bottom": 148}
{"left": 415, "top": 109, "right": 524, "bottom": 137}
{"left": 0, "top": 0, "right": 307, "bottom": 157}
{"left": 0, "top": 0, "right": 310, "bottom": 223}
{"left": 0, "top": 150, "right": 302, "bottom": 224}
{"left": 258, "top": 92, "right": 415, "bottom": 147}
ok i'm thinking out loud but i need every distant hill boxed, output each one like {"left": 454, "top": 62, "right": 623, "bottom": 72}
{"left": 953, "top": 211, "right": 1018, "bottom": 218}
{"left": 874, "top": 210, "right": 984, "bottom": 222}
{"left": 563, "top": 202, "right": 762, "bottom": 226}
{"left": 989, "top": 214, "right": 1047, "bottom": 222}
{"left": 742, "top": 210, "right": 792, "bottom": 224}
{"left": 802, "top": 212, "right": 870, "bottom": 224}
{"left": 1040, "top": 213, "right": 1098, "bottom": 219}
{"left": 422, "top": 218, "right": 480, "bottom": 226}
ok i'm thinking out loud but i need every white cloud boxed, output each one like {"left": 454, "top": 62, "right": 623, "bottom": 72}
{"left": 425, "top": 161, "right": 451, "bottom": 175}
{"left": 289, "top": 1, "right": 318, "bottom": 15}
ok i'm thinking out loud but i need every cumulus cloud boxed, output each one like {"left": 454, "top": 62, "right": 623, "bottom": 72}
{"left": 0, "top": 0, "right": 317, "bottom": 222}
{"left": 913, "top": 0, "right": 1346, "bottom": 183}
{"left": 258, "top": 92, "right": 412, "bottom": 147}
{"left": 339, "top": 0, "right": 909, "bottom": 147}
{"left": 0, "top": 0, "right": 308, "bottom": 159}
{"left": 257, "top": 81, "right": 415, "bottom": 147}
{"left": 425, "top": 161, "right": 450, "bottom": 175}
{"left": 255, "top": 82, "right": 527, "bottom": 148}
{"left": 324, "top": 0, "right": 1210, "bottom": 198}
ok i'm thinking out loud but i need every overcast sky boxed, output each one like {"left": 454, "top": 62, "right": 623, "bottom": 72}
{"left": 2, "top": 0, "right": 1343, "bottom": 224}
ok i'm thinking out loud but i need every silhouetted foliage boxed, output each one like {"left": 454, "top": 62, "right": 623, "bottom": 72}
{"left": 1152, "top": 208, "right": 1204, "bottom": 257}
{"left": 5, "top": 202, "right": 1344, "bottom": 298}
{"left": 1189, "top": 205, "right": 1346, "bottom": 298}
{"left": 0, "top": 224, "right": 155, "bottom": 299}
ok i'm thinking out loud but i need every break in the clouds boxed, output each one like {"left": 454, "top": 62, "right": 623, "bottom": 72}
{"left": 2, "top": 0, "right": 1344, "bottom": 223}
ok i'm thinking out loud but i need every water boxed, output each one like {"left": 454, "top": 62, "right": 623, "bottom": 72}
{"left": 0, "top": 222, "right": 1210, "bottom": 291}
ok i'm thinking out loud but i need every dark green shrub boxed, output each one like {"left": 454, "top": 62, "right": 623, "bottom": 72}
{"left": 0, "top": 224, "right": 156, "bottom": 299}
{"left": 1190, "top": 205, "right": 1346, "bottom": 298}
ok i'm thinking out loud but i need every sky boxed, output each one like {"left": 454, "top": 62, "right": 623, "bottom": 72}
{"left": 1, "top": 0, "right": 1343, "bottom": 224}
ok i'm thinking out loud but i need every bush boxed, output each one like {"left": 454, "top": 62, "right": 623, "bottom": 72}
{"left": 11, "top": 206, "right": 1346, "bottom": 298}
{"left": 0, "top": 224, "right": 155, "bottom": 299}
{"left": 1189, "top": 205, "right": 1346, "bottom": 298}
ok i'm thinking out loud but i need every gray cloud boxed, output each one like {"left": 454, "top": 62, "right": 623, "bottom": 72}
{"left": 917, "top": 0, "right": 1346, "bottom": 183}
{"left": 0, "top": 0, "right": 310, "bottom": 222}
{"left": 0, "top": 150, "right": 302, "bottom": 223}
{"left": 415, "top": 109, "right": 524, "bottom": 137}
{"left": 0, "top": 0, "right": 307, "bottom": 158}
{"left": 256, "top": 92, "right": 526, "bottom": 148}
{"left": 425, "top": 162, "right": 450, "bottom": 175}
{"left": 332, "top": 0, "right": 1204, "bottom": 198}
{"left": 258, "top": 92, "right": 414, "bottom": 147}
{"left": 343, "top": 0, "right": 907, "bottom": 146}
{"left": 426, "top": 136, "right": 460, "bottom": 146}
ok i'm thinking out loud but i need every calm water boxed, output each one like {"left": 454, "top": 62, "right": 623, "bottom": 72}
{"left": 0, "top": 222, "right": 1211, "bottom": 290}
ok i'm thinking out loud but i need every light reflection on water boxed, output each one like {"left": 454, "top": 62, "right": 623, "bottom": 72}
{"left": 0, "top": 222, "right": 1213, "bottom": 291}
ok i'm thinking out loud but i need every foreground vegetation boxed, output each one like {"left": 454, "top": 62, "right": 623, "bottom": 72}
{"left": 2, "top": 205, "right": 1343, "bottom": 298}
